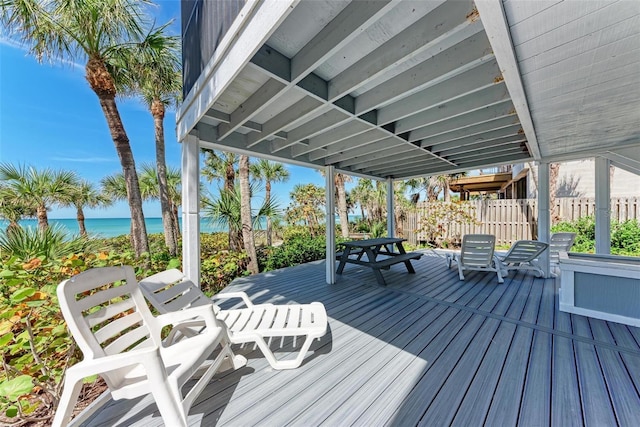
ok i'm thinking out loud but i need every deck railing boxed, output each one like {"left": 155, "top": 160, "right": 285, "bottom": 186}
{"left": 400, "top": 197, "right": 639, "bottom": 246}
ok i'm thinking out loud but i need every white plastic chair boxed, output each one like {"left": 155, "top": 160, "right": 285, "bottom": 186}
{"left": 53, "top": 266, "right": 246, "bottom": 427}
{"left": 495, "top": 240, "right": 549, "bottom": 277}
{"left": 139, "top": 269, "right": 328, "bottom": 370}
{"left": 549, "top": 232, "right": 576, "bottom": 263}
{"left": 448, "top": 234, "right": 504, "bottom": 283}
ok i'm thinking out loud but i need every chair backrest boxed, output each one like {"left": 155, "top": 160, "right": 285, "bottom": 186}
{"left": 549, "top": 232, "right": 576, "bottom": 262}
{"left": 503, "top": 240, "right": 549, "bottom": 263}
{"left": 57, "top": 266, "right": 159, "bottom": 388}
{"left": 139, "top": 269, "right": 211, "bottom": 314}
{"left": 460, "top": 234, "right": 496, "bottom": 267}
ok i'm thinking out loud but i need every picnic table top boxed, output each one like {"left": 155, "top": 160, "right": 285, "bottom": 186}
{"left": 342, "top": 237, "right": 406, "bottom": 248}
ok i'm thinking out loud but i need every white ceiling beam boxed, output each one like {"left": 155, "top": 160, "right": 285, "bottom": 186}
{"left": 476, "top": 0, "right": 542, "bottom": 159}
{"left": 343, "top": 147, "right": 425, "bottom": 170}
{"left": 440, "top": 138, "right": 526, "bottom": 158}
{"left": 177, "top": 0, "right": 294, "bottom": 141}
{"left": 428, "top": 125, "right": 523, "bottom": 151}
{"left": 395, "top": 83, "right": 510, "bottom": 134}
{"left": 388, "top": 152, "right": 530, "bottom": 178}
{"left": 292, "top": 121, "right": 373, "bottom": 157}
{"left": 376, "top": 59, "right": 501, "bottom": 125}
{"left": 217, "top": 79, "right": 287, "bottom": 140}
{"left": 246, "top": 97, "right": 323, "bottom": 148}
{"left": 270, "top": 109, "right": 350, "bottom": 152}
{"left": 417, "top": 114, "right": 520, "bottom": 147}
{"left": 324, "top": 136, "right": 398, "bottom": 165}
{"left": 291, "top": 0, "right": 398, "bottom": 81}
{"left": 356, "top": 29, "right": 490, "bottom": 115}
{"left": 328, "top": 0, "right": 475, "bottom": 100}
{"left": 315, "top": 130, "right": 390, "bottom": 162}
{"left": 362, "top": 154, "right": 444, "bottom": 175}
{"left": 409, "top": 102, "right": 516, "bottom": 142}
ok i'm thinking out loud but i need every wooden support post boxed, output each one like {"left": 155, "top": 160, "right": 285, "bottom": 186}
{"left": 181, "top": 134, "right": 201, "bottom": 285}
{"left": 595, "top": 157, "right": 611, "bottom": 254}
{"left": 537, "top": 161, "right": 551, "bottom": 278}
{"left": 326, "top": 165, "right": 336, "bottom": 284}
{"left": 387, "top": 178, "right": 395, "bottom": 238}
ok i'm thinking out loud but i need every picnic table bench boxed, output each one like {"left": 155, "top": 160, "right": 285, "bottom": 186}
{"left": 336, "top": 237, "right": 422, "bottom": 285}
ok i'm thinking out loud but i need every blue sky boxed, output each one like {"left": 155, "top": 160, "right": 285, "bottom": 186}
{"left": 0, "top": 1, "right": 328, "bottom": 219}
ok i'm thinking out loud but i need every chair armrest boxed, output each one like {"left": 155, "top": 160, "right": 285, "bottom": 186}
{"left": 155, "top": 304, "right": 218, "bottom": 331}
{"left": 210, "top": 291, "right": 254, "bottom": 308}
{"left": 67, "top": 346, "right": 160, "bottom": 377}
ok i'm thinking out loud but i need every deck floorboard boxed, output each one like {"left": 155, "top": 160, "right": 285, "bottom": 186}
{"left": 78, "top": 253, "right": 640, "bottom": 427}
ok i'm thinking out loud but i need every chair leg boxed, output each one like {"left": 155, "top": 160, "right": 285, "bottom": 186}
{"left": 457, "top": 262, "right": 465, "bottom": 281}
{"left": 52, "top": 372, "right": 84, "bottom": 427}
{"left": 145, "top": 360, "right": 188, "bottom": 427}
{"left": 253, "top": 335, "right": 316, "bottom": 370}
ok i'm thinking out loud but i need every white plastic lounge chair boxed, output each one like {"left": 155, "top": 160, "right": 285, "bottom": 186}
{"left": 139, "top": 269, "right": 328, "bottom": 370}
{"left": 53, "top": 266, "right": 246, "bottom": 427}
{"left": 495, "top": 240, "right": 549, "bottom": 277}
{"left": 549, "top": 232, "right": 576, "bottom": 263}
{"left": 448, "top": 234, "right": 504, "bottom": 283}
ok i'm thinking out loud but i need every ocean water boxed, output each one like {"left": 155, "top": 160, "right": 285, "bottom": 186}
{"left": 0, "top": 217, "right": 225, "bottom": 238}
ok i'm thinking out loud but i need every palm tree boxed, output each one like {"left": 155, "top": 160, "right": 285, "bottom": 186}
{"left": 318, "top": 170, "right": 352, "bottom": 238}
{"left": 250, "top": 159, "right": 289, "bottom": 246}
{"left": 239, "top": 155, "right": 259, "bottom": 274}
{"left": 0, "top": 184, "right": 35, "bottom": 233}
{"left": 115, "top": 27, "right": 181, "bottom": 256}
{"left": 202, "top": 150, "right": 241, "bottom": 248}
{"left": 62, "top": 179, "right": 111, "bottom": 236}
{"left": 0, "top": 163, "right": 77, "bottom": 230}
{"left": 0, "top": 0, "right": 161, "bottom": 257}
{"left": 138, "top": 164, "right": 181, "bottom": 245}
{"left": 286, "top": 184, "right": 325, "bottom": 235}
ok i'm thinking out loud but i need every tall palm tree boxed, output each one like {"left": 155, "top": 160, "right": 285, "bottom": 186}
{"left": 115, "top": 26, "right": 181, "bottom": 256}
{"left": 0, "top": 0, "right": 160, "bottom": 257}
{"left": 0, "top": 163, "right": 77, "bottom": 230}
{"left": 239, "top": 155, "right": 259, "bottom": 274}
{"left": 334, "top": 173, "right": 352, "bottom": 238}
{"left": 250, "top": 159, "right": 289, "bottom": 246}
{"left": 62, "top": 179, "right": 111, "bottom": 236}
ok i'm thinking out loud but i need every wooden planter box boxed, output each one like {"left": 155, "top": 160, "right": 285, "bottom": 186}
{"left": 559, "top": 252, "right": 640, "bottom": 327}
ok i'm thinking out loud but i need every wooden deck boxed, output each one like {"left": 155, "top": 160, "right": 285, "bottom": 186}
{"left": 81, "top": 251, "right": 640, "bottom": 426}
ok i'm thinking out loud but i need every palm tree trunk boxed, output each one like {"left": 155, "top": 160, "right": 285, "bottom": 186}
{"left": 76, "top": 206, "right": 87, "bottom": 237}
{"left": 152, "top": 100, "right": 178, "bottom": 256}
{"left": 36, "top": 205, "right": 48, "bottom": 231}
{"left": 239, "top": 155, "right": 259, "bottom": 274}
{"left": 86, "top": 58, "right": 149, "bottom": 258}
{"left": 265, "top": 181, "right": 272, "bottom": 246}
{"left": 336, "top": 174, "right": 350, "bottom": 238}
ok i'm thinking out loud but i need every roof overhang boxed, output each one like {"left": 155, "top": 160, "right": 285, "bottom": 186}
{"left": 177, "top": 0, "right": 640, "bottom": 180}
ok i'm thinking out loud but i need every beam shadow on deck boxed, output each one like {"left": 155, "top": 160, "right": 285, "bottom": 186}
{"left": 81, "top": 252, "right": 640, "bottom": 426}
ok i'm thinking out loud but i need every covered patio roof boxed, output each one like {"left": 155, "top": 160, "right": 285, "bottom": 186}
{"left": 177, "top": 0, "right": 640, "bottom": 180}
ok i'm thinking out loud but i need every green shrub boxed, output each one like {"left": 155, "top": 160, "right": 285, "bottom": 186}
{"left": 0, "top": 225, "right": 97, "bottom": 260}
{"left": 552, "top": 216, "right": 640, "bottom": 256}
{"left": 260, "top": 231, "right": 327, "bottom": 271}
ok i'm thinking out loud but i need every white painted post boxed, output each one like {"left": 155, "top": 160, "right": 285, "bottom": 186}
{"left": 537, "top": 161, "right": 551, "bottom": 278}
{"left": 181, "top": 134, "right": 201, "bottom": 286}
{"left": 387, "top": 178, "right": 395, "bottom": 238}
{"left": 595, "top": 157, "right": 611, "bottom": 254}
{"left": 325, "top": 165, "right": 336, "bottom": 284}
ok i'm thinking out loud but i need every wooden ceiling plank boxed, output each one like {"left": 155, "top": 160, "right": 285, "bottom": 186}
{"left": 356, "top": 29, "right": 491, "bottom": 115}
{"left": 376, "top": 58, "right": 501, "bottom": 125}
{"left": 291, "top": 0, "right": 398, "bottom": 81}
{"left": 395, "top": 83, "right": 510, "bottom": 134}
{"left": 327, "top": 0, "right": 474, "bottom": 100}
{"left": 417, "top": 115, "right": 520, "bottom": 146}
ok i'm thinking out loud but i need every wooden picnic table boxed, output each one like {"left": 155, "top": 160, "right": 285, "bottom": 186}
{"left": 336, "top": 237, "right": 422, "bottom": 286}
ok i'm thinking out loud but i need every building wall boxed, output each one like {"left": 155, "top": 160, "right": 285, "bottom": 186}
{"left": 181, "top": 0, "right": 246, "bottom": 99}
{"left": 524, "top": 159, "right": 640, "bottom": 198}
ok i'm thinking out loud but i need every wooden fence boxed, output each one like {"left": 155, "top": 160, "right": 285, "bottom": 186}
{"left": 400, "top": 197, "right": 639, "bottom": 247}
